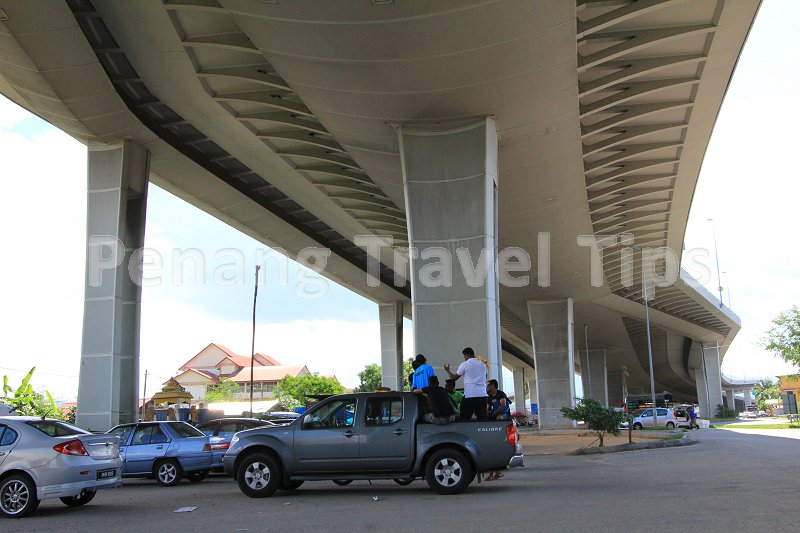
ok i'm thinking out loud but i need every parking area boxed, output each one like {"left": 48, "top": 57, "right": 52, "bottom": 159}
{"left": 5, "top": 428, "right": 798, "bottom": 533}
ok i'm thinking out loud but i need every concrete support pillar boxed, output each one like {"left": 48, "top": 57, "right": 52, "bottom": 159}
{"left": 398, "top": 118, "right": 502, "bottom": 385}
{"left": 379, "top": 302, "right": 404, "bottom": 391}
{"left": 743, "top": 388, "right": 753, "bottom": 408}
{"left": 607, "top": 365, "right": 626, "bottom": 407}
{"left": 512, "top": 367, "right": 528, "bottom": 415}
{"left": 726, "top": 389, "right": 736, "bottom": 411}
{"left": 76, "top": 140, "right": 149, "bottom": 431}
{"left": 579, "top": 349, "right": 608, "bottom": 406}
{"left": 700, "top": 343, "right": 724, "bottom": 418}
{"left": 528, "top": 374, "right": 538, "bottom": 421}
{"left": 528, "top": 299, "right": 576, "bottom": 428}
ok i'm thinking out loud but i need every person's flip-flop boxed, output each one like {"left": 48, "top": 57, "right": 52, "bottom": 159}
{"left": 485, "top": 473, "right": 498, "bottom": 481}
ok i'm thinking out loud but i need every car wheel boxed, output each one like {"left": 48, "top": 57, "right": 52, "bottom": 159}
{"left": 393, "top": 477, "right": 414, "bottom": 486}
{"left": 633, "top": 422, "right": 643, "bottom": 430}
{"left": 187, "top": 469, "right": 209, "bottom": 483}
{"left": 425, "top": 449, "right": 474, "bottom": 495}
{"left": 155, "top": 459, "right": 182, "bottom": 487}
{"left": 666, "top": 422, "right": 675, "bottom": 429}
{"left": 0, "top": 474, "right": 40, "bottom": 518}
{"left": 60, "top": 489, "right": 97, "bottom": 507}
{"left": 332, "top": 479, "right": 352, "bottom": 486}
{"left": 280, "top": 480, "right": 304, "bottom": 491}
{"left": 237, "top": 453, "right": 281, "bottom": 498}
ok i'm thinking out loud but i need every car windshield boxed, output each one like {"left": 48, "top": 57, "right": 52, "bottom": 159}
{"left": 26, "top": 420, "right": 88, "bottom": 437}
{"left": 630, "top": 409, "right": 645, "bottom": 418}
{"left": 167, "top": 422, "right": 204, "bottom": 438}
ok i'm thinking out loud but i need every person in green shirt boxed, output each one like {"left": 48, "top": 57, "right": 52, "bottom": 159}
{"left": 445, "top": 378, "right": 464, "bottom": 413}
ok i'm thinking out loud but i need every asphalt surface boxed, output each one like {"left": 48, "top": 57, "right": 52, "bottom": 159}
{"left": 5, "top": 427, "right": 798, "bottom": 532}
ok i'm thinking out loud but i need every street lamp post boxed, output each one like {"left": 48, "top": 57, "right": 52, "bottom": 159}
{"left": 634, "top": 245, "right": 658, "bottom": 429}
{"left": 722, "top": 271, "right": 732, "bottom": 308}
{"left": 249, "top": 265, "right": 261, "bottom": 418}
{"left": 707, "top": 218, "right": 724, "bottom": 308}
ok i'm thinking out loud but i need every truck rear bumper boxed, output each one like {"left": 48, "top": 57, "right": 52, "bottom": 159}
{"left": 507, "top": 453, "right": 524, "bottom": 468}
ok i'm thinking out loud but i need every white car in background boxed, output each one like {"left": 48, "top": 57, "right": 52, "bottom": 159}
{"left": 628, "top": 408, "right": 678, "bottom": 429}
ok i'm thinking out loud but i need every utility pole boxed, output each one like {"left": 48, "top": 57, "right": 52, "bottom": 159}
{"left": 249, "top": 265, "right": 261, "bottom": 418}
{"left": 141, "top": 369, "right": 148, "bottom": 421}
{"left": 707, "top": 218, "right": 723, "bottom": 308}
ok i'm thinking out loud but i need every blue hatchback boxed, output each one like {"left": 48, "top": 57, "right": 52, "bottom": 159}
{"left": 106, "top": 422, "right": 213, "bottom": 486}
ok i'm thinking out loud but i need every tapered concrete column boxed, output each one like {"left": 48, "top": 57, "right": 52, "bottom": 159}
{"left": 744, "top": 388, "right": 753, "bottom": 407}
{"left": 726, "top": 389, "right": 736, "bottom": 411}
{"left": 77, "top": 140, "right": 149, "bottom": 431}
{"left": 398, "top": 118, "right": 502, "bottom": 385}
{"left": 607, "top": 365, "right": 626, "bottom": 406}
{"left": 579, "top": 349, "right": 608, "bottom": 406}
{"left": 379, "top": 302, "right": 404, "bottom": 390}
{"left": 528, "top": 299, "right": 576, "bottom": 428}
{"left": 528, "top": 375, "right": 538, "bottom": 420}
{"left": 700, "top": 343, "right": 724, "bottom": 417}
{"left": 512, "top": 367, "right": 528, "bottom": 415}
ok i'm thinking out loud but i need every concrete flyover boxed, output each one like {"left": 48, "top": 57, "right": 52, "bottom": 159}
{"left": 0, "top": 0, "right": 758, "bottom": 429}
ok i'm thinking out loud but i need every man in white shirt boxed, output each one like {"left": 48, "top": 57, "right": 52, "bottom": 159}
{"left": 444, "top": 347, "right": 488, "bottom": 421}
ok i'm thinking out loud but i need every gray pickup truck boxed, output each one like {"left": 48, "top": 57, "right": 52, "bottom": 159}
{"left": 223, "top": 391, "right": 523, "bottom": 497}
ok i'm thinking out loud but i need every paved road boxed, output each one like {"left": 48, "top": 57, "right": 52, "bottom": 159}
{"left": 5, "top": 428, "right": 798, "bottom": 532}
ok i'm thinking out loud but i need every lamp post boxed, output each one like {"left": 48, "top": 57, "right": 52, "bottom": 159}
{"left": 706, "top": 218, "right": 724, "bottom": 308}
{"left": 633, "top": 245, "right": 658, "bottom": 429}
{"left": 721, "top": 271, "right": 732, "bottom": 308}
{"left": 249, "top": 265, "right": 261, "bottom": 418}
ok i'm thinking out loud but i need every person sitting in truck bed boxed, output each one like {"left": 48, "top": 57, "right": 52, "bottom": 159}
{"left": 414, "top": 375, "right": 457, "bottom": 425}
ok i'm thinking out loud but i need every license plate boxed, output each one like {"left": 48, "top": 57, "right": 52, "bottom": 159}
{"left": 97, "top": 469, "right": 116, "bottom": 480}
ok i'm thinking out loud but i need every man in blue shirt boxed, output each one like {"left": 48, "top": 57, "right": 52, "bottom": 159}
{"left": 411, "top": 354, "right": 436, "bottom": 390}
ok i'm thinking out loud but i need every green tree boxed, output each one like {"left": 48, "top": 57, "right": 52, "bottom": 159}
{"left": 761, "top": 306, "right": 800, "bottom": 369}
{"left": 204, "top": 377, "right": 240, "bottom": 402}
{"left": 1, "top": 367, "right": 61, "bottom": 419}
{"left": 560, "top": 398, "right": 626, "bottom": 447}
{"left": 754, "top": 378, "right": 780, "bottom": 411}
{"left": 402, "top": 357, "right": 414, "bottom": 391}
{"left": 276, "top": 373, "right": 344, "bottom": 409}
{"left": 354, "top": 364, "right": 382, "bottom": 393}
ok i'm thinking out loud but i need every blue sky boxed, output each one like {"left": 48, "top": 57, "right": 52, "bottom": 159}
{"left": 1, "top": 1, "right": 798, "bottom": 401}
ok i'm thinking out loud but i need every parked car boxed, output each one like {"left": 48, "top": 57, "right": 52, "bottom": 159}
{"left": 629, "top": 408, "right": 678, "bottom": 429}
{"left": 0, "top": 417, "right": 122, "bottom": 518}
{"left": 255, "top": 412, "right": 299, "bottom": 425}
{"left": 197, "top": 418, "right": 276, "bottom": 470}
{"left": 224, "top": 392, "right": 523, "bottom": 497}
{"left": 105, "top": 421, "right": 213, "bottom": 486}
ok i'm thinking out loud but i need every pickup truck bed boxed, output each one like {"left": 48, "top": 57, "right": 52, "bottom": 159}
{"left": 224, "top": 392, "right": 523, "bottom": 497}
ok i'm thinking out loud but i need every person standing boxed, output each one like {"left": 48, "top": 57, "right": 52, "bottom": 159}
{"left": 411, "top": 354, "right": 436, "bottom": 391}
{"left": 486, "top": 379, "right": 511, "bottom": 421}
{"left": 445, "top": 378, "right": 464, "bottom": 413}
{"left": 444, "top": 347, "right": 487, "bottom": 421}
{"left": 688, "top": 404, "right": 698, "bottom": 429}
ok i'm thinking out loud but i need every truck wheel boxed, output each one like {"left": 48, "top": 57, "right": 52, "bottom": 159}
{"left": 237, "top": 453, "right": 281, "bottom": 498}
{"left": 155, "top": 460, "right": 182, "bottom": 486}
{"left": 60, "top": 489, "right": 97, "bottom": 507}
{"left": 633, "top": 422, "right": 643, "bottom": 430}
{"left": 425, "top": 449, "right": 474, "bottom": 495}
{"left": 332, "top": 479, "right": 352, "bottom": 486}
{"left": 666, "top": 422, "right": 675, "bottom": 429}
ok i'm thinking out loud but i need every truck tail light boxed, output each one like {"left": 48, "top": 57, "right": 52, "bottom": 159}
{"left": 54, "top": 439, "right": 89, "bottom": 456}
{"left": 506, "top": 424, "right": 518, "bottom": 448}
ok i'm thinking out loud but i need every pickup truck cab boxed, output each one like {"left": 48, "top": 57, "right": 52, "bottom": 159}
{"left": 224, "top": 392, "right": 523, "bottom": 497}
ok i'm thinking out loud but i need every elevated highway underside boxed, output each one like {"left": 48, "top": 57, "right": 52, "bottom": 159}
{"left": 0, "top": 0, "right": 755, "bottom": 428}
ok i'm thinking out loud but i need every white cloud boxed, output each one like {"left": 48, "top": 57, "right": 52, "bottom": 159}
{"left": 0, "top": 97, "right": 34, "bottom": 129}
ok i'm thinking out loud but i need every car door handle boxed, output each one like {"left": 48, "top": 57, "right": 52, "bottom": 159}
{"left": 0, "top": 452, "right": 5, "bottom": 456}
{"left": 156, "top": 445, "right": 164, "bottom": 449}
{"left": 343, "top": 430, "right": 355, "bottom": 438}
{"left": 393, "top": 429, "right": 406, "bottom": 436}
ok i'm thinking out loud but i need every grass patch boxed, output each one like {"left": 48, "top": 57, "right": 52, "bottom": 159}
{"left": 713, "top": 423, "right": 799, "bottom": 430}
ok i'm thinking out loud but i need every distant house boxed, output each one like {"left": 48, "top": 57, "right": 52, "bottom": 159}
{"left": 174, "top": 343, "right": 308, "bottom": 402}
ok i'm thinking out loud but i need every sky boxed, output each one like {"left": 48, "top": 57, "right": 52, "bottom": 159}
{"left": 1, "top": 1, "right": 798, "bottom": 402}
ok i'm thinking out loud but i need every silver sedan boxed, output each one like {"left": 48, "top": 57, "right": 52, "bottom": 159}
{"left": 0, "top": 416, "right": 122, "bottom": 518}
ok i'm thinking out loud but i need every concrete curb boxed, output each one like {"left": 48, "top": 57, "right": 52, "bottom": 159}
{"left": 572, "top": 434, "right": 698, "bottom": 455}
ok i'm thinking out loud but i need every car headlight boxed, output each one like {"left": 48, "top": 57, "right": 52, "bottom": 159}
{"left": 231, "top": 435, "right": 240, "bottom": 446}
